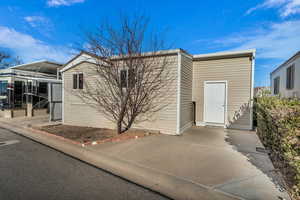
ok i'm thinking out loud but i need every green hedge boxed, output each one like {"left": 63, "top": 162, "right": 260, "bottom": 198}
{"left": 255, "top": 93, "right": 300, "bottom": 199}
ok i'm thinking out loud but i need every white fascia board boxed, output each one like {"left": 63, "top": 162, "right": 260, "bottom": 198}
{"left": 9, "top": 60, "right": 48, "bottom": 69}
{"left": 60, "top": 53, "right": 95, "bottom": 73}
{"left": 13, "top": 76, "right": 62, "bottom": 83}
{"left": 0, "top": 68, "right": 13, "bottom": 73}
{"left": 60, "top": 49, "right": 184, "bottom": 73}
{"left": 9, "top": 60, "right": 62, "bottom": 69}
{"left": 193, "top": 49, "right": 256, "bottom": 59}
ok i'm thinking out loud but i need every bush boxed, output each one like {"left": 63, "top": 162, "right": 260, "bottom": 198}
{"left": 255, "top": 93, "right": 300, "bottom": 199}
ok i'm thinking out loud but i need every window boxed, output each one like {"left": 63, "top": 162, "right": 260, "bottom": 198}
{"left": 274, "top": 76, "right": 280, "bottom": 95}
{"left": 79, "top": 73, "right": 83, "bottom": 89}
{"left": 0, "top": 81, "right": 8, "bottom": 96}
{"left": 128, "top": 69, "right": 135, "bottom": 88}
{"left": 73, "top": 73, "right": 83, "bottom": 90}
{"left": 120, "top": 70, "right": 127, "bottom": 88}
{"left": 286, "top": 64, "right": 295, "bottom": 89}
{"left": 120, "top": 69, "right": 136, "bottom": 89}
{"left": 73, "top": 74, "right": 78, "bottom": 89}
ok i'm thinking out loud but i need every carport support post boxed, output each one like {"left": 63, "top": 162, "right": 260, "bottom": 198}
{"left": 26, "top": 82, "right": 33, "bottom": 117}
{"left": 27, "top": 99, "right": 33, "bottom": 117}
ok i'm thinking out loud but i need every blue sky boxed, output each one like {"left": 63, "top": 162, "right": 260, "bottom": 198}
{"left": 1, "top": 0, "right": 300, "bottom": 86}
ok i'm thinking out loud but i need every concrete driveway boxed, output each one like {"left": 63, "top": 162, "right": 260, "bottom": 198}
{"left": 89, "top": 126, "right": 290, "bottom": 200}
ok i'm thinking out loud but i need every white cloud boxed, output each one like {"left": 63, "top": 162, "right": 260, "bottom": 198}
{"left": 0, "top": 26, "right": 73, "bottom": 63}
{"left": 47, "top": 0, "right": 85, "bottom": 7}
{"left": 282, "top": 0, "right": 300, "bottom": 16}
{"left": 246, "top": 0, "right": 300, "bottom": 17}
{"left": 24, "top": 16, "right": 51, "bottom": 28}
{"left": 214, "top": 20, "right": 300, "bottom": 59}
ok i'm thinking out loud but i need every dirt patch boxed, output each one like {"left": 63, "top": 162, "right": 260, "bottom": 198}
{"left": 37, "top": 124, "right": 157, "bottom": 144}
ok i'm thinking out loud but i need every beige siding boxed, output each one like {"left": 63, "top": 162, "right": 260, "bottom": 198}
{"left": 133, "top": 55, "right": 178, "bottom": 134}
{"left": 63, "top": 55, "right": 179, "bottom": 135}
{"left": 193, "top": 57, "right": 252, "bottom": 130}
{"left": 63, "top": 62, "right": 115, "bottom": 129}
{"left": 179, "top": 53, "right": 193, "bottom": 132}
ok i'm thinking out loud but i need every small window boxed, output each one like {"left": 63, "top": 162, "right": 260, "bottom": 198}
{"left": 73, "top": 74, "right": 78, "bottom": 89}
{"left": 73, "top": 73, "right": 83, "bottom": 90}
{"left": 286, "top": 64, "right": 295, "bottom": 89}
{"left": 120, "top": 70, "right": 127, "bottom": 88}
{"left": 274, "top": 76, "right": 280, "bottom": 95}
{"left": 120, "top": 69, "right": 136, "bottom": 89}
{"left": 128, "top": 69, "right": 136, "bottom": 88}
{"left": 78, "top": 73, "right": 84, "bottom": 89}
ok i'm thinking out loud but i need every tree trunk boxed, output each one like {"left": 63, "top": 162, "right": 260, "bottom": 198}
{"left": 122, "top": 115, "right": 136, "bottom": 133}
{"left": 117, "top": 120, "right": 122, "bottom": 134}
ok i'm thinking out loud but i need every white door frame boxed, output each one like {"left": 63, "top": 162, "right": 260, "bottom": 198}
{"left": 203, "top": 80, "right": 228, "bottom": 127}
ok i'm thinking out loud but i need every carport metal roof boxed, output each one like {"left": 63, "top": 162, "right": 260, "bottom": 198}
{"left": 9, "top": 60, "right": 63, "bottom": 75}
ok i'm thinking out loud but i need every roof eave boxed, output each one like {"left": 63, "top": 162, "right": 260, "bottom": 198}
{"left": 193, "top": 49, "right": 256, "bottom": 61}
{"left": 270, "top": 51, "right": 300, "bottom": 75}
{"left": 9, "top": 60, "right": 63, "bottom": 69}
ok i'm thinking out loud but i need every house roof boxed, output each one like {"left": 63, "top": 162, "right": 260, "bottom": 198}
{"left": 9, "top": 60, "right": 63, "bottom": 75}
{"left": 270, "top": 51, "right": 300, "bottom": 75}
{"left": 60, "top": 49, "right": 188, "bottom": 73}
{"left": 60, "top": 48, "right": 256, "bottom": 73}
{"left": 193, "top": 49, "right": 256, "bottom": 61}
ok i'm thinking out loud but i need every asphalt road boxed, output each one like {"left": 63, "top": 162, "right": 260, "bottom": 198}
{"left": 0, "top": 127, "right": 169, "bottom": 200}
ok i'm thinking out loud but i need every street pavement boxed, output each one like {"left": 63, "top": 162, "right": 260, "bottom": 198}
{"left": 0, "top": 127, "right": 169, "bottom": 200}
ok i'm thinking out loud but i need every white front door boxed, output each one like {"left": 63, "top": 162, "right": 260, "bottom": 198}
{"left": 204, "top": 82, "right": 226, "bottom": 124}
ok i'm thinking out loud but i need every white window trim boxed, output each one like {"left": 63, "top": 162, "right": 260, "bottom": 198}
{"left": 72, "top": 72, "right": 83, "bottom": 90}
{"left": 120, "top": 68, "right": 138, "bottom": 89}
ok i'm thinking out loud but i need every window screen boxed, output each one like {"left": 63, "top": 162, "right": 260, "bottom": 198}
{"left": 78, "top": 73, "right": 83, "bottom": 89}
{"left": 120, "top": 70, "right": 127, "bottom": 88}
{"left": 286, "top": 65, "right": 295, "bottom": 89}
{"left": 274, "top": 77, "right": 280, "bottom": 95}
{"left": 128, "top": 69, "right": 135, "bottom": 88}
{"left": 73, "top": 74, "right": 78, "bottom": 89}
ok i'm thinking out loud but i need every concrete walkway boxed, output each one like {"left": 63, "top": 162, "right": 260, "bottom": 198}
{"left": 88, "top": 126, "right": 290, "bottom": 200}
{"left": 0, "top": 117, "right": 290, "bottom": 200}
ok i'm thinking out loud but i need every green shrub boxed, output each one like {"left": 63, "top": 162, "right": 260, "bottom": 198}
{"left": 255, "top": 93, "right": 300, "bottom": 199}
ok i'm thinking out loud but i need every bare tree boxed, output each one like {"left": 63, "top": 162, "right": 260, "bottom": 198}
{"left": 75, "top": 15, "right": 174, "bottom": 134}
{"left": 0, "top": 50, "right": 23, "bottom": 69}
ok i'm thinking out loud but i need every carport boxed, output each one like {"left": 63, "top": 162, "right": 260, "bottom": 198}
{"left": 0, "top": 61, "right": 62, "bottom": 119}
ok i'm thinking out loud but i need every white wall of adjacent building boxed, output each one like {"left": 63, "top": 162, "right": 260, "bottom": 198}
{"left": 270, "top": 55, "right": 300, "bottom": 98}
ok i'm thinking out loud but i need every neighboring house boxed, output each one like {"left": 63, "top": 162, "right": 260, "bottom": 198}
{"left": 0, "top": 60, "right": 62, "bottom": 118}
{"left": 270, "top": 51, "right": 300, "bottom": 98}
{"left": 254, "top": 86, "right": 270, "bottom": 97}
{"left": 60, "top": 49, "right": 255, "bottom": 135}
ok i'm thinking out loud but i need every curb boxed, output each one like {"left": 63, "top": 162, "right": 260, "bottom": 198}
{"left": 0, "top": 121, "right": 241, "bottom": 200}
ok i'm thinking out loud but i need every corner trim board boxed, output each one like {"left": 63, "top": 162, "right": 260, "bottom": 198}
{"left": 179, "top": 121, "right": 193, "bottom": 133}
{"left": 176, "top": 52, "right": 182, "bottom": 135}
{"left": 250, "top": 52, "right": 255, "bottom": 130}
{"left": 62, "top": 74, "right": 65, "bottom": 123}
